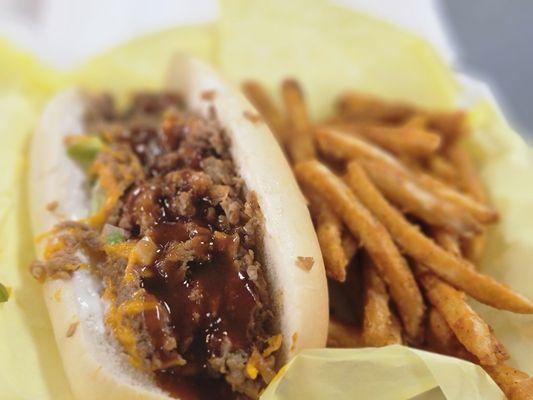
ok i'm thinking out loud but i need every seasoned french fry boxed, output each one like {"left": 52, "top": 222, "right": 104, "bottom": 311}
{"left": 345, "top": 161, "right": 533, "bottom": 313}
{"left": 426, "top": 307, "right": 457, "bottom": 352}
{"left": 282, "top": 79, "right": 315, "bottom": 163}
{"left": 447, "top": 145, "right": 486, "bottom": 201}
{"left": 463, "top": 230, "right": 488, "bottom": 266}
{"left": 447, "top": 145, "right": 488, "bottom": 262}
{"left": 513, "top": 379, "right": 533, "bottom": 400}
{"left": 470, "top": 359, "right": 533, "bottom": 396}
{"left": 336, "top": 92, "right": 415, "bottom": 123}
{"left": 421, "top": 234, "right": 508, "bottom": 365}
{"left": 484, "top": 363, "right": 533, "bottom": 400}
{"left": 462, "top": 228, "right": 487, "bottom": 265}
{"left": 315, "top": 126, "right": 405, "bottom": 170}
{"left": 294, "top": 160, "right": 425, "bottom": 342}
{"left": 428, "top": 155, "right": 457, "bottom": 183}
{"left": 426, "top": 110, "right": 467, "bottom": 145}
{"left": 430, "top": 228, "right": 461, "bottom": 256}
{"left": 306, "top": 191, "right": 351, "bottom": 282}
{"left": 341, "top": 234, "right": 359, "bottom": 263}
{"left": 327, "top": 122, "right": 441, "bottom": 158}
{"left": 362, "top": 258, "right": 403, "bottom": 346}
{"left": 416, "top": 172, "right": 498, "bottom": 224}
{"left": 327, "top": 318, "right": 365, "bottom": 348}
{"left": 417, "top": 268, "right": 507, "bottom": 366}
{"left": 358, "top": 158, "right": 483, "bottom": 236}
{"left": 242, "top": 81, "right": 286, "bottom": 146}
{"left": 404, "top": 115, "right": 428, "bottom": 129}
{"left": 426, "top": 308, "right": 482, "bottom": 366}
{"left": 432, "top": 230, "right": 509, "bottom": 361}
{"left": 426, "top": 307, "right": 476, "bottom": 362}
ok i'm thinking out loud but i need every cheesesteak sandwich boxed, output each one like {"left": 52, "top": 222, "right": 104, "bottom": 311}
{"left": 29, "top": 56, "right": 328, "bottom": 400}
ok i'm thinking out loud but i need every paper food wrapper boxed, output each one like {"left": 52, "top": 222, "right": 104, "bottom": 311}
{"left": 0, "top": 1, "right": 531, "bottom": 399}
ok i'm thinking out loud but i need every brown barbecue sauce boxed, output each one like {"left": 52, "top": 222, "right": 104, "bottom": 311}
{"left": 140, "top": 217, "right": 258, "bottom": 399}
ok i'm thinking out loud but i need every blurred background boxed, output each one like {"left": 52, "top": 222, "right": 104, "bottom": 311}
{"left": 0, "top": 0, "right": 531, "bottom": 135}
{"left": 440, "top": 1, "right": 533, "bottom": 138}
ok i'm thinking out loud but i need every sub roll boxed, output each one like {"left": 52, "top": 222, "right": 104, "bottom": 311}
{"left": 29, "top": 56, "right": 328, "bottom": 400}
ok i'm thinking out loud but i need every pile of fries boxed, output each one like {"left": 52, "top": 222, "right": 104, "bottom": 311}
{"left": 243, "top": 80, "right": 533, "bottom": 399}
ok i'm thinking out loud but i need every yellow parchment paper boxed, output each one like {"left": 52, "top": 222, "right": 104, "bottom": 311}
{"left": 261, "top": 346, "right": 502, "bottom": 400}
{"left": 218, "top": 0, "right": 458, "bottom": 118}
{"left": 0, "top": 40, "right": 72, "bottom": 400}
{"left": 0, "top": 1, "right": 531, "bottom": 399}
{"left": 70, "top": 23, "right": 216, "bottom": 92}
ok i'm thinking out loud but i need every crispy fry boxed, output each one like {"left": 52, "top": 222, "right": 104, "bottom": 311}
{"left": 397, "top": 154, "right": 424, "bottom": 172}
{"left": 358, "top": 159, "right": 483, "bottom": 236}
{"left": 306, "top": 191, "right": 351, "bottom": 282}
{"left": 426, "top": 110, "right": 467, "bottom": 145}
{"left": 428, "top": 232, "right": 507, "bottom": 364}
{"left": 426, "top": 307, "right": 477, "bottom": 363}
{"left": 463, "top": 230, "right": 488, "bottom": 265}
{"left": 404, "top": 115, "right": 427, "bottom": 129}
{"left": 341, "top": 234, "right": 359, "bottom": 263}
{"left": 327, "top": 318, "right": 365, "bottom": 348}
{"left": 362, "top": 258, "right": 403, "bottom": 346}
{"left": 242, "top": 81, "right": 286, "bottom": 146}
{"left": 427, "top": 307, "right": 456, "bottom": 351}
{"left": 428, "top": 155, "right": 457, "bottom": 183}
{"left": 417, "top": 268, "right": 507, "bottom": 365}
{"left": 447, "top": 145, "right": 488, "bottom": 262}
{"left": 282, "top": 79, "right": 315, "bottom": 163}
{"left": 294, "top": 160, "right": 425, "bottom": 342}
{"left": 327, "top": 122, "right": 441, "bottom": 158}
{"left": 416, "top": 172, "right": 498, "bottom": 224}
{"left": 484, "top": 364, "right": 533, "bottom": 400}
{"left": 512, "top": 379, "right": 533, "bottom": 400}
{"left": 463, "top": 228, "right": 487, "bottom": 265}
{"left": 447, "top": 145, "right": 486, "bottom": 201}
{"left": 336, "top": 92, "right": 415, "bottom": 122}
{"left": 315, "top": 127, "right": 405, "bottom": 170}
{"left": 430, "top": 230, "right": 509, "bottom": 363}
{"left": 431, "top": 229, "right": 461, "bottom": 256}
{"left": 345, "top": 161, "right": 533, "bottom": 313}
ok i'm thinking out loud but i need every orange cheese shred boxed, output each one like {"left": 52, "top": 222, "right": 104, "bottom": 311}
{"left": 262, "top": 334, "right": 283, "bottom": 357}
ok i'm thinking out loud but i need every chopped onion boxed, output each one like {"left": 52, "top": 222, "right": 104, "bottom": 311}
{"left": 134, "top": 236, "right": 157, "bottom": 265}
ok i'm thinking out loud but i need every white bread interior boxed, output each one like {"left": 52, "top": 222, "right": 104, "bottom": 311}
{"left": 29, "top": 57, "right": 328, "bottom": 399}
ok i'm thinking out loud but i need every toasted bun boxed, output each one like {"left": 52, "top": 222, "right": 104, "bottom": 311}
{"left": 29, "top": 57, "right": 328, "bottom": 399}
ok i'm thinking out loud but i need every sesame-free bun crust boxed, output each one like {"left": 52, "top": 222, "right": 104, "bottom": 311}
{"left": 29, "top": 57, "right": 328, "bottom": 399}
